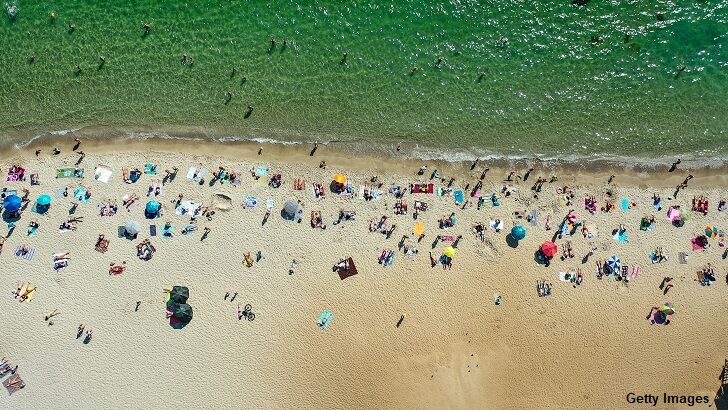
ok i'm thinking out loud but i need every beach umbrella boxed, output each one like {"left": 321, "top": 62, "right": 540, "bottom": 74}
{"left": 3, "top": 195, "right": 21, "bottom": 213}
{"left": 124, "top": 220, "right": 141, "bottom": 235}
{"left": 511, "top": 225, "right": 526, "bottom": 240}
{"left": 681, "top": 210, "right": 692, "bottom": 221}
{"left": 607, "top": 256, "right": 621, "bottom": 270}
{"left": 443, "top": 246, "right": 456, "bottom": 258}
{"left": 705, "top": 226, "right": 718, "bottom": 238}
{"left": 661, "top": 302, "right": 675, "bottom": 315}
{"left": 333, "top": 174, "right": 347, "bottom": 184}
{"left": 145, "top": 200, "right": 160, "bottom": 214}
{"left": 173, "top": 303, "right": 194, "bottom": 323}
{"left": 541, "top": 241, "right": 558, "bottom": 258}
{"left": 652, "top": 311, "right": 667, "bottom": 325}
{"left": 36, "top": 194, "right": 52, "bottom": 206}
{"left": 170, "top": 286, "right": 189, "bottom": 304}
{"left": 281, "top": 199, "right": 300, "bottom": 220}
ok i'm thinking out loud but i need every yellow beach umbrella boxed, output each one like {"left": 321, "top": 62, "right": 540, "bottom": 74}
{"left": 414, "top": 222, "right": 425, "bottom": 236}
{"left": 333, "top": 174, "right": 347, "bottom": 184}
{"left": 444, "top": 246, "right": 456, "bottom": 258}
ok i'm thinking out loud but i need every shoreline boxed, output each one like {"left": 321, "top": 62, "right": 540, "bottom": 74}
{"left": 2, "top": 125, "right": 728, "bottom": 185}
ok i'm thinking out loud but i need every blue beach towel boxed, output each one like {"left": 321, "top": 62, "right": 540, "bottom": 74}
{"left": 162, "top": 224, "right": 174, "bottom": 238}
{"left": 317, "top": 310, "right": 333, "bottom": 330}
{"left": 620, "top": 198, "right": 630, "bottom": 212}
{"left": 182, "top": 224, "right": 196, "bottom": 235}
{"left": 453, "top": 189, "right": 464, "bottom": 204}
{"left": 73, "top": 187, "right": 90, "bottom": 204}
{"left": 614, "top": 231, "right": 629, "bottom": 243}
{"left": 144, "top": 164, "right": 157, "bottom": 175}
{"left": 27, "top": 224, "right": 37, "bottom": 237}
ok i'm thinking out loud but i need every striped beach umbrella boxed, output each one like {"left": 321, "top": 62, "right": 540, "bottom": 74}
{"left": 607, "top": 256, "right": 621, "bottom": 270}
{"left": 705, "top": 226, "right": 718, "bottom": 238}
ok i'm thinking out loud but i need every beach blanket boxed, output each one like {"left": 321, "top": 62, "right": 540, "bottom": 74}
{"left": 73, "top": 187, "right": 90, "bottom": 204}
{"left": 186, "top": 167, "right": 207, "bottom": 183}
{"left": 255, "top": 166, "right": 268, "bottom": 178}
{"left": 453, "top": 189, "right": 465, "bottom": 204}
{"left": 244, "top": 196, "right": 258, "bottom": 209}
{"left": 94, "top": 166, "right": 112, "bottom": 183}
{"left": 144, "top": 164, "right": 157, "bottom": 175}
{"left": 175, "top": 200, "right": 199, "bottom": 216}
{"left": 15, "top": 246, "right": 35, "bottom": 260}
{"left": 317, "top": 310, "right": 333, "bottom": 330}
{"left": 410, "top": 183, "right": 434, "bottom": 194}
{"left": 57, "top": 168, "right": 84, "bottom": 178}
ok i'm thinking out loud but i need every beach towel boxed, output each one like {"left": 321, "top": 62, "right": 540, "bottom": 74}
{"left": 175, "top": 200, "right": 199, "bottom": 216}
{"left": 678, "top": 252, "right": 688, "bottom": 264}
{"left": 491, "top": 193, "right": 501, "bottom": 207}
{"left": 56, "top": 168, "right": 83, "bottom": 178}
{"left": 93, "top": 166, "right": 112, "bottom": 183}
{"left": 489, "top": 220, "right": 504, "bottom": 231}
{"left": 410, "top": 183, "right": 434, "bottom": 194}
{"left": 441, "top": 235, "right": 455, "bottom": 243}
{"left": 414, "top": 222, "right": 425, "bottom": 236}
{"left": 6, "top": 167, "right": 24, "bottom": 182}
{"left": 53, "top": 259, "right": 69, "bottom": 271}
{"left": 27, "top": 224, "right": 37, "bottom": 237}
{"left": 613, "top": 230, "right": 629, "bottom": 243}
{"left": 317, "top": 310, "right": 333, "bottom": 330}
{"left": 186, "top": 167, "right": 196, "bottom": 180}
{"left": 15, "top": 246, "right": 35, "bottom": 260}
{"left": 162, "top": 224, "right": 174, "bottom": 238}
{"left": 255, "top": 166, "right": 268, "bottom": 178}
{"left": 73, "top": 187, "right": 90, "bottom": 204}
{"left": 454, "top": 189, "right": 465, "bottom": 204}
{"left": 631, "top": 265, "right": 641, "bottom": 278}
{"left": 144, "top": 164, "right": 157, "bottom": 175}
{"left": 559, "top": 272, "right": 574, "bottom": 282}
{"left": 186, "top": 167, "right": 206, "bottom": 182}
{"left": 150, "top": 225, "right": 157, "bottom": 237}
{"left": 653, "top": 200, "right": 662, "bottom": 212}
{"left": 620, "top": 198, "right": 630, "bottom": 212}
{"left": 266, "top": 198, "right": 275, "bottom": 211}
{"left": 244, "top": 196, "right": 258, "bottom": 209}
{"left": 181, "top": 224, "right": 196, "bottom": 235}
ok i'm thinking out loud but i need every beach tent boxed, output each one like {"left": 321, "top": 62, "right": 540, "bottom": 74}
{"left": 511, "top": 225, "right": 526, "bottom": 240}
{"left": 170, "top": 286, "right": 189, "bottom": 304}
{"left": 124, "top": 220, "right": 141, "bottom": 236}
{"left": 36, "top": 194, "right": 52, "bottom": 206}
{"left": 3, "top": 195, "right": 21, "bottom": 213}
{"left": 173, "top": 303, "right": 194, "bottom": 323}
{"left": 541, "top": 241, "right": 558, "bottom": 258}
{"left": 281, "top": 200, "right": 301, "bottom": 220}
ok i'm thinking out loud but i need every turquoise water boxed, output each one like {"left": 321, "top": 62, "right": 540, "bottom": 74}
{"left": 1, "top": 1, "right": 726, "bottom": 159}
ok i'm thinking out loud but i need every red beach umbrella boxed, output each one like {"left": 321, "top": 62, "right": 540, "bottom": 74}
{"left": 541, "top": 241, "right": 558, "bottom": 258}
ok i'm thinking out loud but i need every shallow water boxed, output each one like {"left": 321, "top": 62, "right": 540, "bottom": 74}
{"left": 0, "top": 1, "right": 726, "bottom": 159}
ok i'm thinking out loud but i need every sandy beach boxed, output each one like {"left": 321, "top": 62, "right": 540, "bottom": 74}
{"left": 1, "top": 138, "right": 727, "bottom": 409}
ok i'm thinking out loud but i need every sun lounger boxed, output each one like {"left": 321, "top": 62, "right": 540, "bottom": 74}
{"left": 14, "top": 246, "right": 35, "bottom": 260}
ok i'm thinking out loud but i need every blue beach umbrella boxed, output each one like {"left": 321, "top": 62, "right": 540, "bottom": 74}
{"left": 3, "top": 195, "right": 21, "bottom": 213}
{"left": 511, "top": 225, "right": 526, "bottom": 240}
{"left": 36, "top": 194, "right": 52, "bottom": 206}
{"left": 145, "top": 200, "right": 160, "bottom": 214}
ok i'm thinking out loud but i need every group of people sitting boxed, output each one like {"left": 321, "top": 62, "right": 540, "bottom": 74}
{"left": 310, "top": 211, "right": 326, "bottom": 229}
{"left": 122, "top": 167, "right": 142, "bottom": 184}
{"left": 394, "top": 200, "right": 407, "bottom": 215}
{"left": 439, "top": 213, "right": 457, "bottom": 229}
{"left": 692, "top": 195, "right": 709, "bottom": 215}
{"left": 136, "top": 239, "right": 156, "bottom": 260}
{"left": 584, "top": 195, "right": 597, "bottom": 214}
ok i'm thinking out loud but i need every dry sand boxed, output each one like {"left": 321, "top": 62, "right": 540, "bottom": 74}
{"left": 1, "top": 139, "right": 727, "bottom": 409}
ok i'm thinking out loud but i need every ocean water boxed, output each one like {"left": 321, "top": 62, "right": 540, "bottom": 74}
{"left": 0, "top": 0, "right": 726, "bottom": 160}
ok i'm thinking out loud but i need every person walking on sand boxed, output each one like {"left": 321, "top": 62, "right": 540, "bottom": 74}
{"left": 310, "top": 143, "right": 318, "bottom": 156}
{"left": 669, "top": 159, "right": 681, "bottom": 172}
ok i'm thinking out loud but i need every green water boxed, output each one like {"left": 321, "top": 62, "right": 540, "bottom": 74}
{"left": 1, "top": 1, "right": 726, "bottom": 159}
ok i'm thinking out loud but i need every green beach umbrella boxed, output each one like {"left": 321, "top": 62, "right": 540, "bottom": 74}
{"left": 173, "top": 303, "right": 194, "bottom": 323}
{"left": 36, "top": 194, "right": 52, "bottom": 206}
{"left": 170, "top": 286, "right": 189, "bottom": 304}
